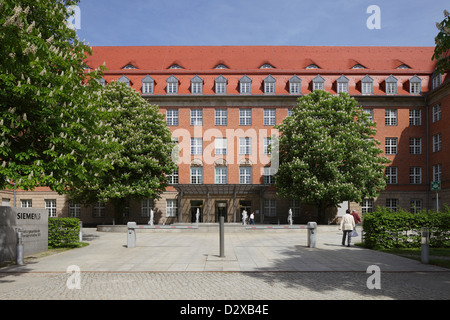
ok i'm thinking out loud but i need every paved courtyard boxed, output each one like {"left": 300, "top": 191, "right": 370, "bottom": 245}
{"left": 0, "top": 226, "right": 449, "bottom": 301}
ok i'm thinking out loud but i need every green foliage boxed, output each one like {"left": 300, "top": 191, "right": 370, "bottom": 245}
{"left": 0, "top": 0, "right": 112, "bottom": 193}
{"left": 432, "top": 10, "right": 450, "bottom": 75}
{"left": 363, "top": 206, "right": 450, "bottom": 249}
{"left": 275, "top": 90, "right": 390, "bottom": 223}
{"left": 67, "top": 81, "right": 177, "bottom": 205}
{"left": 48, "top": 217, "right": 80, "bottom": 248}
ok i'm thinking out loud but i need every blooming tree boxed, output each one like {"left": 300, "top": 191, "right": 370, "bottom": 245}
{"left": 67, "top": 82, "right": 177, "bottom": 222}
{"left": 0, "top": 0, "right": 112, "bottom": 193}
{"left": 433, "top": 9, "right": 450, "bottom": 75}
{"left": 275, "top": 90, "right": 390, "bottom": 224}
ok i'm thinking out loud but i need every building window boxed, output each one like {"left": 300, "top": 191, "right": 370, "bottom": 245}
{"left": 215, "top": 109, "right": 227, "bottom": 126}
{"left": 215, "top": 137, "right": 227, "bottom": 155}
{"left": 190, "top": 109, "right": 203, "bottom": 126}
{"left": 385, "top": 109, "right": 397, "bottom": 126}
{"left": 215, "top": 167, "right": 227, "bottom": 184}
{"left": 166, "top": 75, "right": 178, "bottom": 94}
{"left": 385, "top": 75, "right": 397, "bottom": 94}
{"left": 45, "top": 199, "right": 57, "bottom": 217}
{"left": 361, "top": 75, "right": 373, "bottom": 94}
{"left": 289, "top": 75, "right": 301, "bottom": 94}
{"left": 118, "top": 75, "right": 130, "bottom": 86}
{"left": 93, "top": 202, "right": 105, "bottom": 217}
{"left": 166, "top": 199, "right": 177, "bottom": 218}
{"left": 432, "top": 133, "right": 442, "bottom": 152}
{"left": 215, "top": 75, "right": 227, "bottom": 94}
{"left": 21, "top": 199, "right": 32, "bottom": 208}
{"left": 336, "top": 75, "right": 349, "bottom": 93}
{"left": 239, "top": 137, "right": 252, "bottom": 155}
{"left": 240, "top": 75, "right": 252, "bottom": 94}
{"left": 432, "top": 72, "right": 441, "bottom": 89}
{"left": 409, "top": 138, "right": 422, "bottom": 154}
{"left": 409, "top": 167, "right": 422, "bottom": 184}
{"left": 361, "top": 199, "right": 373, "bottom": 213}
{"left": 190, "top": 138, "right": 203, "bottom": 155}
{"left": 191, "top": 167, "right": 203, "bottom": 184}
{"left": 263, "top": 167, "right": 275, "bottom": 184}
{"left": 166, "top": 109, "right": 179, "bottom": 126}
{"left": 239, "top": 167, "right": 252, "bottom": 184}
{"left": 141, "top": 199, "right": 153, "bottom": 217}
{"left": 386, "top": 167, "right": 397, "bottom": 184}
{"left": 239, "top": 109, "right": 252, "bottom": 126}
{"left": 142, "top": 75, "right": 154, "bottom": 94}
{"left": 69, "top": 202, "right": 81, "bottom": 218}
{"left": 385, "top": 138, "right": 398, "bottom": 155}
{"left": 433, "top": 164, "right": 442, "bottom": 182}
{"left": 386, "top": 199, "right": 398, "bottom": 212}
{"left": 264, "top": 75, "right": 276, "bottom": 94}
{"left": 289, "top": 199, "right": 301, "bottom": 217}
{"left": 312, "top": 75, "right": 325, "bottom": 91}
{"left": 410, "top": 199, "right": 422, "bottom": 213}
{"left": 432, "top": 104, "right": 441, "bottom": 122}
{"left": 167, "top": 168, "right": 179, "bottom": 184}
{"left": 264, "top": 199, "right": 276, "bottom": 217}
{"left": 264, "top": 137, "right": 272, "bottom": 155}
{"left": 263, "top": 109, "right": 276, "bottom": 126}
{"left": 409, "top": 109, "right": 421, "bottom": 126}
{"left": 191, "top": 75, "right": 203, "bottom": 94}
{"left": 409, "top": 75, "right": 421, "bottom": 94}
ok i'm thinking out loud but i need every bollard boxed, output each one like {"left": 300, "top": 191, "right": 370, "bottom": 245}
{"left": 79, "top": 221, "right": 83, "bottom": 242}
{"left": 219, "top": 216, "right": 225, "bottom": 257}
{"left": 16, "top": 228, "right": 24, "bottom": 265}
{"left": 127, "top": 222, "right": 137, "bottom": 248}
{"left": 421, "top": 227, "right": 429, "bottom": 264}
{"left": 307, "top": 222, "right": 317, "bottom": 248}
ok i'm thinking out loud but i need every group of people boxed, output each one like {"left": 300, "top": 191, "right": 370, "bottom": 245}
{"left": 241, "top": 210, "right": 255, "bottom": 225}
{"left": 339, "top": 209, "right": 361, "bottom": 246}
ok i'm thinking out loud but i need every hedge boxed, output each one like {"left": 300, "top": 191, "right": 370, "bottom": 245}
{"left": 362, "top": 206, "right": 450, "bottom": 249}
{"left": 48, "top": 217, "right": 81, "bottom": 248}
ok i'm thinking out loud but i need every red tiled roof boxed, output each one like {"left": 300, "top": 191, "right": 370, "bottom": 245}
{"left": 85, "top": 46, "right": 437, "bottom": 72}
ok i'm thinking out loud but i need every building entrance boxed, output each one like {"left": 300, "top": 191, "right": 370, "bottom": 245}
{"left": 215, "top": 201, "right": 227, "bottom": 222}
{"left": 190, "top": 200, "right": 203, "bottom": 223}
{"left": 239, "top": 200, "right": 252, "bottom": 223}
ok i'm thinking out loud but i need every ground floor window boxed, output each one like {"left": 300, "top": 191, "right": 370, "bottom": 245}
{"left": 69, "top": 202, "right": 81, "bottom": 218}
{"left": 386, "top": 198, "right": 398, "bottom": 212}
{"left": 409, "top": 199, "right": 422, "bottom": 213}
{"left": 45, "top": 199, "right": 57, "bottom": 217}
{"left": 361, "top": 199, "right": 373, "bottom": 213}
{"left": 264, "top": 199, "right": 276, "bottom": 217}
{"left": 21, "top": 199, "right": 32, "bottom": 208}
{"left": 93, "top": 202, "right": 105, "bottom": 217}
{"left": 141, "top": 198, "right": 153, "bottom": 217}
{"left": 166, "top": 199, "right": 177, "bottom": 217}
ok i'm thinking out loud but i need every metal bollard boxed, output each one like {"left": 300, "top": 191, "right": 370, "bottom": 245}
{"left": 79, "top": 221, "right": 83, "bottom": 242}
{"left": 219, "top": 216, "right": 225, "bottom": 257}
{"left": 16, "top": 228, "right": 24, "bottom": 265}
{"left": 307, "top": 222, "right": 317, "bottom": 248}
{"left": 421, "top": 227, "right": 429, "bottom": 264}
{"left": 127, "top": 222, "right": 136, "bottom": 248}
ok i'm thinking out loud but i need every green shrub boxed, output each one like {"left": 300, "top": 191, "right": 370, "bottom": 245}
{"left": 363, "top": 206, "right": 450, "bottom": 249}
{"left": 48, "top": 217, "right": 81, "bottom": 248}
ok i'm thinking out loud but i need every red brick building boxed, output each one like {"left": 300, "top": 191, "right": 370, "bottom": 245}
{"left": 2, "top": 46, "right": 449, "bottom": 225}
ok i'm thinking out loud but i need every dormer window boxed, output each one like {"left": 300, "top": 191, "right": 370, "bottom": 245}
{"left": 260, "top": 63, "right": 274, "bottom": 69}
{"left": 336, "top": 75, "right": 349, "bottom": 93}
{"left": 352, "top": 64, "right": 366, "bottom": 69}
{"left": 306, "top": 64, "right": 319, "bottom": 69}
{"left": 214, "top": 64, "right": 229, "bottom": 69}
{"left": 191, "top": 75, "right": 203, "bottom": 94}
{"left": 264, "top": 75, "right": 276, "bottom": 94}
{"left": 385, "top": 75, "right": 398, "bottom": 94}
{"left": 142, "top": 75, "right": 154, "bottom": 94}
{"left": 122, "top": 64, "right": 137, "bottom": 69}
{"left": 312, "top": 75, "right": 325, "bottom": 91}
{"left": 215, "top": 75, "right": 227, "bottom": 94}
{"left": 166, "top": 75, "right": 179, "bottom": 94}
{"left": 396, "top": 64, "right": 411, "bottom": 69}
{"left": 289, "top": 75, "right": 301, "bottom": 95}
{"left": 118, "top": 75, "right": 130, "bottom": 86}
{"left": 431, "top": 70, "right": 441, "bottom": 89}
{"left": 361, "top": 75, "right": 373, "bottom": 95}
{"left": 168, "top": 64, "right": 183, "bottom": 69}
{"left": 409, "top": 75, "right": 421, "bottom": 94}
{"left": 240, "top": 75, "right": 252, "bottom": 94}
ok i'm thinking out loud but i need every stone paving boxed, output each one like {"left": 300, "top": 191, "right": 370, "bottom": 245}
{"left": 0, "top": 226, "right": 449, "bottom": 301}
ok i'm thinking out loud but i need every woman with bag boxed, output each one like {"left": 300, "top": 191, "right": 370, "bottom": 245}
{"left": 340, "top": 210, "right": 355, "bottom": 246}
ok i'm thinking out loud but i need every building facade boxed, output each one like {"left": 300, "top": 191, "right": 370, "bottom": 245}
{"left": 1, "top": 46, "right": 449, "bottom": 226}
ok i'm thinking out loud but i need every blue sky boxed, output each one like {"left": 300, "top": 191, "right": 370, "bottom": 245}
{"left": 75, "top": 0, "right": 448, "bottom": 47}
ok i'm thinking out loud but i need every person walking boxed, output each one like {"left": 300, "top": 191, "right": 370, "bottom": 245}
{"left": 340, "top": 209, "right": 355, "bottom": 246}
{"left": 249, "top": 212, "right": 255, "bottom": 225}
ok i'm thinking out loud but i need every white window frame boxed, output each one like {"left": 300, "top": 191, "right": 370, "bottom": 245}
{"left": 239, "top": 167, "right": 252, "bottom": 184}
{"left": 190, "top": 109, "right": 203, "bottom": 126}
{"left": 409, "top": 138, "right": 422, "bottom": 155}
{"left": 141, "top": 199, "right": 153, "bottom": 217}
{"left": 215, "top": 167, "right": 227, "bottom": 184}
{"left": 264, "top": 199, "right": 276, "bottom": 217}
{"left": 142, "top": 82, "right": 153, "bottom": 94}
{"left": 166, "top": 109, "right": 178, "bottom": 126}
{"left": 215, "top": 137, "right": 227, "bottom": 155}
{"left": 45, "top": 199, "right": 57, "bottom": 217}
{"left": 386, "top": 199, "right": 398, "bottom": 212}
{"left": 432, "top": 133, "right": 441, "bottom": 152}
{"left": 409, "top": 199, "right": 422, "bottom": 213}
{"left": 385, "top": 109, "right": 397, "bottom": 126}
{"left": 239, "top": 137, "right": 252, "bottom": 155}
{"left": 361, "top": 199, "right": 374, "bottom": 213}
{"left": 433, "top": 164, "right": 442, "bottom": 182}
{"left": 409, "top": 109, "right": 421, "bottom": 126}
{"left": 167, "top": 168, "right": 179, "bottom": 184}
{"left": 386, "top": 167, "right": 398, "bottom": 184}
{"left": 385, "top": 137, "right": 398, "bottom": 155}
{"left": 263, "top": 109, "right": 276, "bottom": 126}
{"left": 432, "top": 104, "right": 441, "bottom": 123}
{"left": 239, "top": 109, "right": 252, "bottom": 126}
{"left": 409, "top": 167, "right": 422, "bottom": 184}
{"left": 166, "top": 199, "right": 178, "bottom": 218}
{"left": 191, "top": 167, "right": 203, "bottom": 184}
{"left": 215, "top": 109, "right": 227, "bottom": 126}
{"left": 21, "top": 199, "right": 32, "bottom": 208}
{"left": 190, "top": 138, "right": 203, "bottom": 155}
